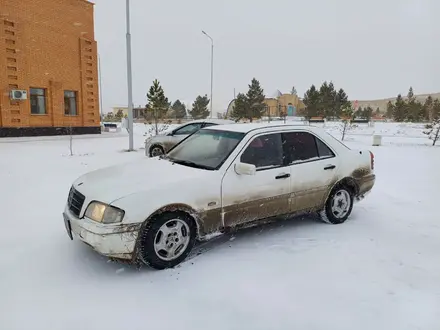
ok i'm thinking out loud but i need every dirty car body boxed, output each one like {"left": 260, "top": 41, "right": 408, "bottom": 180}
{"left": 144, "top": 118, "right": 235, "bottom": 157}
{"left": 63, "top": 123, "right": 375, "bottom": 269}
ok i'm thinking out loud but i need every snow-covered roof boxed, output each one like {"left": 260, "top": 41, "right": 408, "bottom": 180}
{"left": 266, "top": 90, "right": 283, "bottom": 99}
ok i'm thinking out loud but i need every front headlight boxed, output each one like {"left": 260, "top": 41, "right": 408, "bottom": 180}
{"left": 84, "top": 201, "right": 125, "bottom": 224}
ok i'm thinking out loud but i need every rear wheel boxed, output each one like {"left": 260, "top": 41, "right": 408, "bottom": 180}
{"left": 319, "top": 186, "right": 354, "bottom": 224}
{"left": 138, "top": 211, "right": 196, "bottom": 270}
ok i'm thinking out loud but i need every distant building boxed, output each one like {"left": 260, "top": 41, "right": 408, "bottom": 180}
{"left": 112, "top": 106, "right": 147, "bottom": 120}
{"left": 0, "top": 0, "right": 100, "bottom": 137}
{"left": 226, "top": 91, "right": 305, "bottom": 118}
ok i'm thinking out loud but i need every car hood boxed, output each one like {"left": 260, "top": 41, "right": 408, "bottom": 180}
{"left": 147, "top": 134, "right": 169, "bottom": 143}
{"left": 73, "top": 157, "right": 208, "bottom": 204}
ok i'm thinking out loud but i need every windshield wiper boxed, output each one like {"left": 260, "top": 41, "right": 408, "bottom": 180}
{"left": 169, "top": 158, "right": 213, "bottom": 170}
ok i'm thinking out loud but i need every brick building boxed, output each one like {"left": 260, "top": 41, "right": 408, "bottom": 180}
{"left": 0, "top": 0, "right": 100, "bottom": 137}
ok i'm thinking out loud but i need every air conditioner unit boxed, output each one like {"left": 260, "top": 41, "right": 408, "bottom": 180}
{"left": 10, "top": 90, "right": 28, "bottom": 100}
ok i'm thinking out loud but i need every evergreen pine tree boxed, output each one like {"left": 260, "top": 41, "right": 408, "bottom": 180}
{"left": 433, "top": 99, "right": 440, "bottom": 120}
{"left": 114, "top": 110, "right": 124, "bottom": 121}
{"left": 147, "top": 79, "right": 169, "bottom": 134}
{"left": 328, "top": 82, "right": 337, "bottom": 118}
{"left": 406, "top": 87, "right": 422, "bottom": 121}
{"left": 189, "top": 95, "right": 210, "bottom": 119}
{"left": 147, "top": 79, "right": 169, "bottom": 119}
{"left": 246, "top": 78, "right": 266, "bottom": 120}
{"left": 335, "top": 88, "right": 349, "bottom": 118}
{"left": 375, "top": 107, "right": 381, "bottom": 116}
{"left": 318, "top": 81, "right": 336, "bottom": 118}
{"left": 171, "top": 100, "right": 187, "bottom": 119}
{"left": 103, "top": 112, "right": 115, "bottom": 122}
{"left": 407, "top": 86, "right": 415, "bottom": 100}
{"left": 230, "top": 93, "right": 249, "bottom": 122}
{"left": 303, "top": 85, "right": 320, "bottom": 119}
{"left": 423, "top": 96, "right": 433, "bottom": 121}
{"left": 364, "top": 106, "right": 374, "bottom": 121}
{"left": 386, "top": 101, "right": 394, "bottom": 118}
{"left": 393, "top": 94, "right": 407, "bottom": 122}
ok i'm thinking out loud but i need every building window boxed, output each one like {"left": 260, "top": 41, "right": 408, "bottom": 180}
{"left": 30, "top": 88, "right": 47, "bottom": 115}
{"left": 64, "top": 91, "right": 78, "bottom": 116}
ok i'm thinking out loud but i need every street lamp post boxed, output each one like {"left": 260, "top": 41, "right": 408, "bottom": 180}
{"left": 202, "top": 30, "right": 214, "bottom": 118}
{"left": 126, "top": 0, "right": 134, "bottom": 150}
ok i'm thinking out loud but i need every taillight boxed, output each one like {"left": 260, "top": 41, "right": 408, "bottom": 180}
{"left": 369, "top": 151, "right": 374, "bottom": 170}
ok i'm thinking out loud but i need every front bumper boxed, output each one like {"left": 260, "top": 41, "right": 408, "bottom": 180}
{"left": 63, "top": 206, "right": 140, "bottom": 260}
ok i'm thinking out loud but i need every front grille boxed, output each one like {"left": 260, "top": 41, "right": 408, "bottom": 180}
{"left": 67, "top": 186, "right": 85, "bottom": 217}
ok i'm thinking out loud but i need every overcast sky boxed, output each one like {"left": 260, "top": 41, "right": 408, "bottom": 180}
{"left": 93, "top": 0, "right": 439, "bottom": 113}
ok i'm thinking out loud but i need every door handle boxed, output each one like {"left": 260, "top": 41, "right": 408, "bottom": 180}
{"left": 324, "top": 164, "right": 336, "bottom": 170}
{"left": 275, "top": 173, "right": 290, "bottom": 179}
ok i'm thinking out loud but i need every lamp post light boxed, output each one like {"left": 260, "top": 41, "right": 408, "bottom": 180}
{"left": 126, "top": 0, "right": 134, "bottom": 150}
{"left": 202, "top": 30, "right": 214, "bottom": 118}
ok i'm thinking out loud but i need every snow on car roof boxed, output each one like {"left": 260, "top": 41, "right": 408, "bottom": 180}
{"left": 204, "top": 122, "right": 322, "bottom": 134}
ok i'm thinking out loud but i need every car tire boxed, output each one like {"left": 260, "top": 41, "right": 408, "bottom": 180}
{"left": 319, "top": 185, "right": 354, "bottom": 224}
{"left": 149, "top": 145, "right": 164, "bottom": 157}
{"left": 138, "top": 211, "right": 197, "bottom": 270}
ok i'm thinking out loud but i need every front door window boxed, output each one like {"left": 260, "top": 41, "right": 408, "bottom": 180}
{"left": 222, "top": 133, "right": 291, "bottom": 227}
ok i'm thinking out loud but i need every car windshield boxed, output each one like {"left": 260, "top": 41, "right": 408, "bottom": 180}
{"left": 165, "top": 129, "right": 245, "bottom": 170}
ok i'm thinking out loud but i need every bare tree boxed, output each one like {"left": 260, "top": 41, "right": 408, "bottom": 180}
{"left": 339, "top": 104, "right": 354, "bottom": 141}
{"left": 424, "top": 118, "right": 440, "bottom": 146}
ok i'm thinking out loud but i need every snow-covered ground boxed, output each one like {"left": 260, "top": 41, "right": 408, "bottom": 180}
{"left": 1, "top": 123, "right": 439, "bottom": 330}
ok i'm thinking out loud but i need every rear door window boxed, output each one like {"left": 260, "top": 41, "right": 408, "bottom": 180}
{"left": 283, "top": 132, "right": 336, "bottom": 164}
{"left": 315, "top": 137, "right": 335, "bottom": 158}
{"left": 283, "top": 132, "right": 319, "bottom": 164}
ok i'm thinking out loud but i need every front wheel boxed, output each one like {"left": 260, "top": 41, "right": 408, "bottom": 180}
{"left": 138, "top": 211, "right": 197, "bottom": 270}
{"left": 149, "top": 145, "right": 164, "bottom": 157}
{"left": 319, "top": 186, "right": 354, "bottom": 224}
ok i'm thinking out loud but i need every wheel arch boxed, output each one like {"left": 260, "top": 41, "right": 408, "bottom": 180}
{"left": 143, "top": 203, "right": 202, "bottom": 237}
{"left": 325, "top": 177, "right": 359, "bottom": 201}
{"left": 336, "top": 177, "right": 359, "bottom": 195}
{"left": 133, "top": 203, "right": 203, "bottom": 264}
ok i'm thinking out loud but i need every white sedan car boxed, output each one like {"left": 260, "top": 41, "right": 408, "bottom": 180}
{"left": 63, "top": 123, "right": 375, "bottom": 269}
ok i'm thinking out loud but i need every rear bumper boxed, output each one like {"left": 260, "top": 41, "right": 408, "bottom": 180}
{"left": 355, "top": 174, "right": 376, "bottom": 197}
{"left": 63, "top": 206, "right": 140, "bottom": 260}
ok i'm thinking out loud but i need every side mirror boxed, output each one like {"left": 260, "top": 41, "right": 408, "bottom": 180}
{"left": 167, "top": 131, "right": 174, "bottom": 136}
{"left": 235, "top": 162, "right": 256, "bottom": 176}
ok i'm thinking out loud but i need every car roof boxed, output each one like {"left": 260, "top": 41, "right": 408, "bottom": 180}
{"left": 187, "top": 118, "right": 235, "bottom": 124}
{"left": 204, "top": 122, "right": 323, "bottom": 134}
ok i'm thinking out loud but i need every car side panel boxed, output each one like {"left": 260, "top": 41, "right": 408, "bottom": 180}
{"left": 221, "top": 166, "right": 291, "bottom": 228}
{"left": 290, "top": 158, "right": 340, "bottom": 212}
{"left": 110, "top": 172, "right": 224, "bottom": 238}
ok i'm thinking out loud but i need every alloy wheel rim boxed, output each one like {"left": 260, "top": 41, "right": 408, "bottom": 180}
{"left": 331, "top": 190, "right": 351, "bottom": 219}
{"left": 154, "top": 219, "right": 190, "bottom": 261}
{"left": 151, "top": 147, "right": 164, "bottom": 157}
